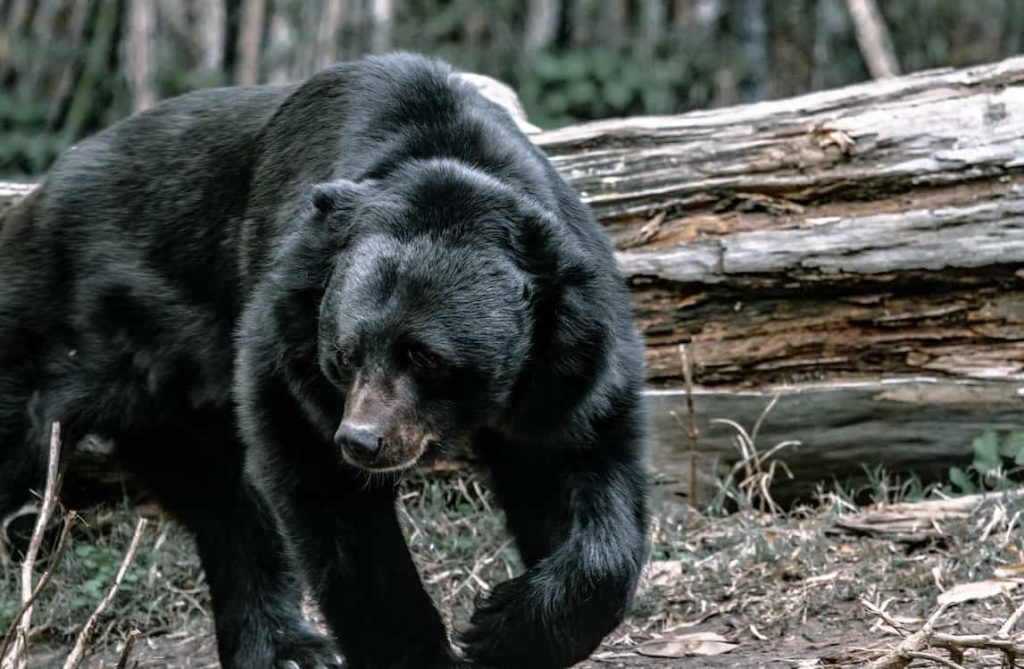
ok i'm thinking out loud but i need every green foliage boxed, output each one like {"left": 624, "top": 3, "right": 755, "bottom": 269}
{"left": 5, "top": 0, "right": 1024, "bottom": 176}
{"left": 0, "top": 592, "right": 18, "bottom": 632}
{"left": 67, "top": 543, "right": 144, "bottom": 615}
{"left": 947, "top": 430, "right": 1024, "bottom": 494}
{"left": 0, "top": 93, "right": 70, "bottom": 178}
{"left": 517, "top": 31, "right": 739, "bottom": 129}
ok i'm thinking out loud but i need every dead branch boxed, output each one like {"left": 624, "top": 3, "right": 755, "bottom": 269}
{"left": 1, "top": 423, "right": 64, "bottom": 669}
{"left": 63, "top": 517, "right": 148, "bottom": 669}
{"left": 864, "top": 596, "right": 1024, "bottom": 668}
{"left": 834, "top": 489, "right": 1024, "bottom": 541}
{"left": 0, "top": 511, "right": 77, "bottom": 663}
{"left": 114, "top": 629, "right": 140, "bottom": 669}
{"left": 864, "top": 600, "right": 951, "bottom": 669}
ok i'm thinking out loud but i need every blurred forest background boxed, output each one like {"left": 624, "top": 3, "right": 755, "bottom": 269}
{"left": 2, "top": 0, "right": 1024, "bottom": 178}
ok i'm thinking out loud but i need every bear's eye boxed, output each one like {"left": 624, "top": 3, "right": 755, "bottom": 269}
{"left": 324, "top": 348, "right": 354, "bottom": 385}
{"left": 406, "top": 343, "right": 443, "bottom": 370}
{"left": 337, "top": 349, "right": 354, "bottom": 368}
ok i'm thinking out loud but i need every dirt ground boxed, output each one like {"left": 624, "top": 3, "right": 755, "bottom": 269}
{"left": 5, "top": 470, "right": 1024, "bottom": 668}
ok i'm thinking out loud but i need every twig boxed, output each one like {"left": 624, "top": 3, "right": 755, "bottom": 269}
{"left": 0, "top": 511, "right": 78, "bottom": 661}
{"left": 999, "top": 598, "right": 1024, "bottom": 637}
{"left": 904, "top": 651, "right": 966, "bottom": 669}
{"left": 114, "top": 629, "right": 141, "bottom": 669}
{"left": 1, "top": 422, "right": 64, "bottom": 669}
{"left": 63, "top": 517, "right": 148, "bottom": 669}
{"left": 864, "top": 600, "right": 950, "bottom": 669}
{"left": 678, "top": 344, "right": 700, "bottom": 506}
{"left": 931, "top": 633, "right": 1024, "bottom": 653}
{"left": 865, "top": 596, "right": 1024, "bottom": 669}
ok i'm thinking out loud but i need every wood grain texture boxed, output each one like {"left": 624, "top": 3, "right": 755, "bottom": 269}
{"left": 648, "top": 378, "right": 1024, "bottom": 503}
{"left": 530, "top": 57, "right": 1024, "bottom": 389}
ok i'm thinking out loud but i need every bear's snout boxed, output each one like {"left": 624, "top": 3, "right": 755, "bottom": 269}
{"left": 336, "top": 372, "right": 431, "bottom": 471}
{"left": 334, "top": 422, "right": 383, "bottom": 462}
{"left": 334, "top": 419, "right": 431, "bottom": 472}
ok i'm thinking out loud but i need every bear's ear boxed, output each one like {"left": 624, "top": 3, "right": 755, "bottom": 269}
{"left": 310, "top": 179, "right": 375, "bottom": 217}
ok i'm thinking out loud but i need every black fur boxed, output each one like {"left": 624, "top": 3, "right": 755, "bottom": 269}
{"left": 0, "top": 54, "right": 649, "bottom": 669}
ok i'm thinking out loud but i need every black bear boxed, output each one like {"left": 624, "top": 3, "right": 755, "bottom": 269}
{"left": 0, "top": 53, "right": 649, "bottom": 668}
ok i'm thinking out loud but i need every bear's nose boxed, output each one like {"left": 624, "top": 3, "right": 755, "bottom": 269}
{"left": 335, "top": 423, "right": 383, "bottom": 461}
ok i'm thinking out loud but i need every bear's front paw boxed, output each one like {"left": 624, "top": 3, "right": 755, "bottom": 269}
{"left": 456, "top": 578, "right": 538, "bottom": 668}
{"left": 272, "top": 626, "right": 345, "bottom": 669}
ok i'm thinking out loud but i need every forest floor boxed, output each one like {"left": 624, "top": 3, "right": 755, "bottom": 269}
{"left": 5, "top": 468, "right": 1024, "bottom": 669}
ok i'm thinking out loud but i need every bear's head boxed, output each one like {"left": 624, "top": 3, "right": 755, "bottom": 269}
{"left": 306, "top": 159, "right": 603, "bottom": 472}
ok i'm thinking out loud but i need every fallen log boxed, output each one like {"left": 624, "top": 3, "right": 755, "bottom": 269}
{"left": 830, "top": 488, "right": 1024, "bottom": 542}
{"left": 537, "top": 57, "right": 1024, "bottom": 390}
{"left": 3, "top": 57, "right": 1024, "bottom": 503}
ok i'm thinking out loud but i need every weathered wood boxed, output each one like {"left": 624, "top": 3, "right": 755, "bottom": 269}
{"left": 533, "top": 56, "right": 1024, "bottom": 389}
{"left": 536, "top": 58, "right": 1024, "bottom": 220}
{"left": 0, "top": 183, "right": 35, "bottom": 215}
{"left": 831, "top": 489, "right": 1024, "bottom": 542}
{"left": 649, "top": 378, "right": 1024, "bottom": 503}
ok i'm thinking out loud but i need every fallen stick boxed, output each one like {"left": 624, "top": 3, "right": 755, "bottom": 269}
{"left": 62, "top": 517, "right": 148, "bottom": 669}
{"left": 0, "top": 422, "right": 64, "bottom": 669}
{"left": 114, "top": 629, "right": 140, "bottom": 669}
{"left": 833, "top": 489, "right": 1024, "bottom": 540}
{"left": 0, "top": 511, "right": 77, "bottom": 661}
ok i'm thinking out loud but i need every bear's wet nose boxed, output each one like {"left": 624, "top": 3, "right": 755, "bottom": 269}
{"left": 335, "top": 423, "right": 383, "bottom": 461}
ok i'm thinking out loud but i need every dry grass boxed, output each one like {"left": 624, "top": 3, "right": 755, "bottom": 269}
{"left": 3, "top": 467, "right": 1024, "bottom": 667}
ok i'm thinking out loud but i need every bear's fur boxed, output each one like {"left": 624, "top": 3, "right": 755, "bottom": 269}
{"left": 0, "top": 54, "right": 649, "bottom": 669}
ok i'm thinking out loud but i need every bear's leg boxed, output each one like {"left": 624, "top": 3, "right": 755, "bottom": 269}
{"left": 0, "top": 367, "right": 47, "bottom": 537}
{"left": 273, "top": 477, "right": 457, "bottom": 669}
{"left": 116, "top": 420, "right": 344, "bottom": 669}
{"left": 463, "top": 424, "right": 650, "bottom": 669}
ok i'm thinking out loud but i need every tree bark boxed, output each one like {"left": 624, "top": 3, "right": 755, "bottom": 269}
{"left": 533, "top": 56, "right": 1024, "bottom": 501}
{"left": 535, "top": 57, "right": 1024, "bottom": 391}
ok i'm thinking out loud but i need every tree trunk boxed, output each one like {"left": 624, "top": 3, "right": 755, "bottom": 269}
{"left": 639, "top": 0, "right": 667, "bottom": 53}
{"left": 534, "top": 56, "right": 1024, "bottom": 501}
{"left": 124, "top": 0, "right": 157, "bottom": 113}
{"left": 4, "top": 57, "right": 1024, "bottom": 505}
{"left": 731, "top": 0, "right": 769, "bottom": 101}
{"left": 812, "top": 0, "right": 850, "bottom": 90}
{"left": 45, "top": 0, "right": 92, "bottom": 130}
{"left": 264, "top": 2, "right": 294, "bottom": 85}
{"left": 369, "top": 0, "right": 392, "bottom": 54}
{"left": 235, "top": 0, "right": 266, "bottom": 85}
{"left": 523, "top": 0, "right": 559, "bottom": 54}
{"left": 60, "top": 0, "right": 118, "bottom": 143}
{"left": 315, "top": 0, "right": 345, "bottom": 70}
{"left": 535, "top": 57, "right": 1024, "bottom": 390}
{"left": 195, "top": 0, "right": 226, "bottom": 73}
{"left": 844, "top": 0, "right": 898, "bottom": 78}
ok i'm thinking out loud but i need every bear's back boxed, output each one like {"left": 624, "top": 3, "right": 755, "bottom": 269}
{"left": 32, "top": 84, "right": 292, "bottom": 314}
